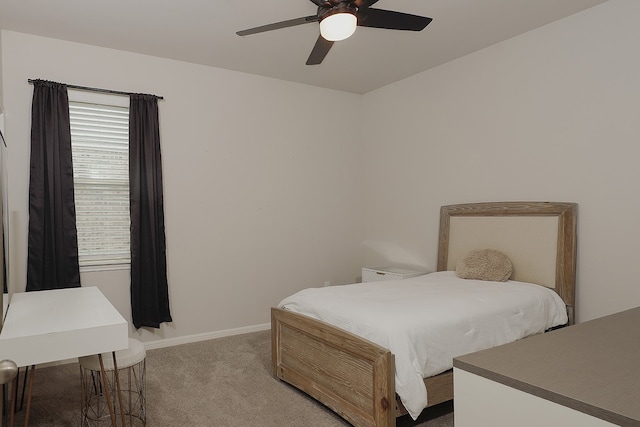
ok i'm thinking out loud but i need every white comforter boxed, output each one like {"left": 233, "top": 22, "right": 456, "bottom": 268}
{"left": 278, "top": 271, "right": 568, "bottom": 419}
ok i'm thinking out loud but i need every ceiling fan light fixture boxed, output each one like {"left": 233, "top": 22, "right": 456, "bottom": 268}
{"left": 320, "top": 10, "right": 357, "bottom": 42}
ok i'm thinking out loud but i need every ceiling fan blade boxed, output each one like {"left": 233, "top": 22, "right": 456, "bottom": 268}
{"left": 237, "top": 15, "right": 318, "bottom": 36}
{"left": 306, "top": 35, "right": 334, "bottom": 65}
{"left": 353, "top": 0, "right": 380, "bottom": 8}
{"left": 358, "top": 8, "right": 432, "bottom": 31}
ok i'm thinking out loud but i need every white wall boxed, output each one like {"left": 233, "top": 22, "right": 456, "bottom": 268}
{"left": 361, "top": 0, "right": 640, "bottom": 323}
{"left": 0, "top": 31, "right": 364, "bottom": 343}
{"left": 2, "top": 0, "right": 637, "bottom": 344}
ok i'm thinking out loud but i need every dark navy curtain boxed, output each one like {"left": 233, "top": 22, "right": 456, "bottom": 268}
{"left": 129, "top": 94, "right": 172, "bottom": 328}
{"left": 26, "top": 80, "right": 80, "bottom": 291}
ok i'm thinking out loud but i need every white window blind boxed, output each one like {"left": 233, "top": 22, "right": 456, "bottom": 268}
{"left": 69, "top": 101, "right": 130, "bottom": 267}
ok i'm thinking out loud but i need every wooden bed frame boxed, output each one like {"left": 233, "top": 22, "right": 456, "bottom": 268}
{"left": 272, "top": 201, "right": 577, "bottom": 427}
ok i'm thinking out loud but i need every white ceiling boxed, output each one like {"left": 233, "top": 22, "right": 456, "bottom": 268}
{"left": 0, "top": 0, "right": 608, "bottom": 94}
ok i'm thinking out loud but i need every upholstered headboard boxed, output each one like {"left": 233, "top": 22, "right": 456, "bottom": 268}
{"left": 437, "top": 202, "right": 577, "bottom": 324}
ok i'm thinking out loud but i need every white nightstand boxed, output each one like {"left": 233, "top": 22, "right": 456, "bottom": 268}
{"left": 361, "top": 266, "right": 428, "bottom": 283}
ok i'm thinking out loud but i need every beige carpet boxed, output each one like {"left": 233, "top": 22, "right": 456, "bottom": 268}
{"left": 9, "top": 330, "right": 453, "bottom": 426}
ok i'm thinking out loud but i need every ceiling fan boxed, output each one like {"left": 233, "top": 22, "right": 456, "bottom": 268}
{"left": 236, "top": 0, "right": 432, "bottom": 65}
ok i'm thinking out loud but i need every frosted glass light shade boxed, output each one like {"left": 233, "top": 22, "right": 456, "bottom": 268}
{"left": 320, "top": 12, "right": 357, "bottom": 41}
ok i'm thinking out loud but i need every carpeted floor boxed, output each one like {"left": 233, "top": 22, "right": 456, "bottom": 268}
{"left": 9, "top": 330, "right": 453, "bottom": 426}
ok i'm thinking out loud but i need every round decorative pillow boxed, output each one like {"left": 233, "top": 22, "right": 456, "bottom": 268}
{"left": 455, "top": 249, "right": 513, "bottom": 282}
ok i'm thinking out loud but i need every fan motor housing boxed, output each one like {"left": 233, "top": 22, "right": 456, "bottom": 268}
{"left": 318, "top": 2, "right": 358, "bottom": 21}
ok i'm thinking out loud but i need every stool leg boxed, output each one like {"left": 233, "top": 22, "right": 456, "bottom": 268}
{"left": 127, "top": 367, "right": 132, "bottom": 426}
{"left": 80, "top": 367, "right": 96, "bottom": 426}
{"left": 98, "top": 354, "right": 117, "bottom": 427}
{"left": 111, "top": 352, "right": 127, "bottom": 427}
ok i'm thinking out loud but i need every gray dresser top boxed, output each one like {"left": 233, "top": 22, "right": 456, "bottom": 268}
{"left": 454, "top": 307, "right": 640, "bottom": 426}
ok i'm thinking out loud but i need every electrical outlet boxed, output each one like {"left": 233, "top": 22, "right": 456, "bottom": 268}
{"left": 323, "top": 281, "right": 331, "bottom": 287}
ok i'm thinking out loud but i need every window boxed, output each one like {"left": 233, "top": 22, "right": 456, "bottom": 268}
{"left": 69, "top": 97, "right": 130, "bottom": 268}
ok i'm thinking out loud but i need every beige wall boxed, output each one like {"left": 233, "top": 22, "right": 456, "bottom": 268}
{"left": 361, "top": 0, "right": 640, "bottom": 323}
{"left": 0, "top": 31, "right": 364, "bottom": 343}
{"left": 0, "top": 0, "right": 637, "bottom": 345}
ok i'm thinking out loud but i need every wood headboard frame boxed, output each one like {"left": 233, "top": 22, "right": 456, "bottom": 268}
{"left": 437, "top": 202, "right": 577, "bottom": 325}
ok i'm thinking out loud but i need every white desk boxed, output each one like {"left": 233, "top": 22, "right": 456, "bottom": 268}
{"left": 0, "top": 287, "right": 128, "bottom": 367}
{"left": 0, "top": 287, "right": 128, "bottom": 426}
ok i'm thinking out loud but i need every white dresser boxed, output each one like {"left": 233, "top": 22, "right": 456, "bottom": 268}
{"left": 361, "top": 266, "right": 427, "bottom": 283}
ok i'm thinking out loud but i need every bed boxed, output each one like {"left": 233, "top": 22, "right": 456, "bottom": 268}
{"left": 271, "top": 201, "right": 577, "bottom": 427}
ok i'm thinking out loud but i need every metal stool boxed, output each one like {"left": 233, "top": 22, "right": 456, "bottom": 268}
{"left": 79, "top": 338, "right": 146, "bottom": 426}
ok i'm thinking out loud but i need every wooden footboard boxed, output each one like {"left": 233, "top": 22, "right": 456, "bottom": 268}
{"left": 272, "top": 307, "right": 395, "bottom": 427}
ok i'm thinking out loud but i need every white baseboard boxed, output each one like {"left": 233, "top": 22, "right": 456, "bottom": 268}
{"left": 141, "top": 323, "right": 271, "bottom": 351}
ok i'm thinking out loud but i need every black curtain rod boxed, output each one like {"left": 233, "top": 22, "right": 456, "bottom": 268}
{"left": 27, "top": 79, "right": 164, "bottom": 100}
